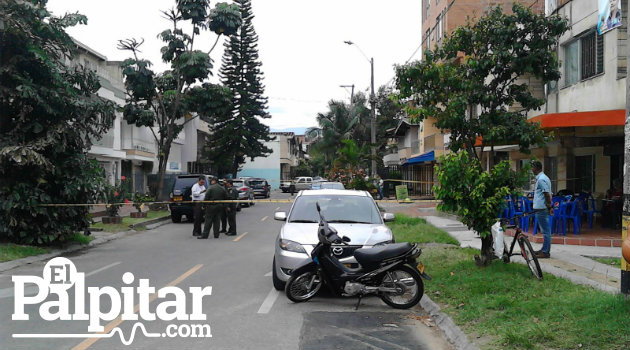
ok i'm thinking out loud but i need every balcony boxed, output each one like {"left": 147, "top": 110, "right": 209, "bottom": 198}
{"left": 383, "top": 152, "right": 400, "bottom": 166}
{"left": 91, "top": 133, "right": 114, "bottom": 149}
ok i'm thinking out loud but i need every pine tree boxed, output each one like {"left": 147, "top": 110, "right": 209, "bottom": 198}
{"left": 209, "top": 0, "right": 273, "bottom": 177}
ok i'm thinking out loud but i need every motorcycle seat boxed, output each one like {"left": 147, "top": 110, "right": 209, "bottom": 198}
{"left": 353, "top": 243, "right": 413, "bottom": 266}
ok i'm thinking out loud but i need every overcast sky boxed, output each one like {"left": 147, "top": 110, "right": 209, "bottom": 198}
{"left": 47, "top": 0, "right": 422, "bottom": 131}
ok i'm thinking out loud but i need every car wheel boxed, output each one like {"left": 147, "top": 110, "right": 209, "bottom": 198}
{"left": 171, "top": 214, "right": 182, "bottom": 223}
{"left": 272, "top": 258, "right": 285, "bottom": 291}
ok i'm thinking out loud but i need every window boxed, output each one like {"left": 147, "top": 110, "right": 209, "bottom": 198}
{"left": 425, "top": 30, "right": 430, "bottom": 51}
{"left": 564, "top": 30, "right": 604, "bottom": 86}
{"left": 436, "top": 15, "right": 442, "bottom": 42}
{"left": 575, "top": 155, "right": 595, "bottom": 193}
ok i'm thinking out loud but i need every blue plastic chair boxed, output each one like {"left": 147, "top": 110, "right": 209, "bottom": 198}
{"left": 559, "top": 200, "right": 581, "bottom": 235}
{"left": 581, "top": 195, "right": 600, "bottom": 229}
{"left": 519, "top": 197, "right": 533, "bottom": 232}
{"left": 533, "top": 197, "right": 564, "bottom": 235}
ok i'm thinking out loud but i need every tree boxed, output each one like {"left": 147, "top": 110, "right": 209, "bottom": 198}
{"left": 394, "top": 4, "right": 568, "bottom": 265}
{"left": 206, "top": 0, "right": 273, "bottom": 178}
{"left": 118, "top": 0, "right": 241, "bottom": 199}
{"left": 375, "top": 85, "right": 402, "bottom": 155}
{"left": 0, "top": 0, "right": 117, "bottom": 244}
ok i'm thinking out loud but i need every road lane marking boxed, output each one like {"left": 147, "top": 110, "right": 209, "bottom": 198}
{"left": 233, "top": 232, "right": 249, "bottom": 242}
{"left": 72, "top": 264, "right": 203, "bottom": 350}
{"left": 0, "top": 261, "right": 121, "bottom": 299}
{"left": 275, "top": 207, "right": 280, "bottom": 211}
{"left": 85, "top": 262, "right": 122, "bottom": 277}
{"left": 264, "top": 271, "right": 272, "bottom": 277}
{"left": 261, "top": 216, "right": 268, "bottom": 222}
{"left": 257, "top": 288, "right": 280, "bottom": 314}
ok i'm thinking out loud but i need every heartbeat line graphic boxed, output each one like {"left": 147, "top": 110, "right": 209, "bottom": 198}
{"left": 13, "top": 322, "right": 161, "bottom": 346}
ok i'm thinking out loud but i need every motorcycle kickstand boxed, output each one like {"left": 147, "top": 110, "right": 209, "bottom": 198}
{"left": 354, "top": 295, "right": 363, "bottom": 310}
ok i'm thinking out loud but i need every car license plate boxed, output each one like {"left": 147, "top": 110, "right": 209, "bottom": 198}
{"left": 173, "top": 196, "right": 183, "bottom": 201}
{"left": 417, "top": 262, "right": 425, "bottom": 274}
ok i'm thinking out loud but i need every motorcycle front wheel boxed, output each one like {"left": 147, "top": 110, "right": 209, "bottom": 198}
{"left": 379, "top": 265, "right": 424, "bottom": 309}
{"left": 285, "top": 270, "right": 322, "bottom": 303}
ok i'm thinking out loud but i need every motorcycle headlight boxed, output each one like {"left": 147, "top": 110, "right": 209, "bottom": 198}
{"left": 279, "top": 239, "right": 306, "bottom": 253}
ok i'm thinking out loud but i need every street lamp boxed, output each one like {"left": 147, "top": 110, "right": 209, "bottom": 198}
{"left": 345, "top": 40, "right": 377, "bottom": 177}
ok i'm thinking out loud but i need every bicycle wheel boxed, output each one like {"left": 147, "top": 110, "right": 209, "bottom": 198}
{"left": 518, "top": 236, "right": 543, "bottom": 280}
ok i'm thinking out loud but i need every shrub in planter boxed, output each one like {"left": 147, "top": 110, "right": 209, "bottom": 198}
{"left": 103, "top": 177, "right": 131, "bottom": 223}
{"left": 130, "top": 192, "right": 154, "bottom": 218}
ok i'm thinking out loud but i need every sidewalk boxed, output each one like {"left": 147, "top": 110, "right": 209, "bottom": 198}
{"left": 424, "top": 214, "right": 622, "bottom": 293}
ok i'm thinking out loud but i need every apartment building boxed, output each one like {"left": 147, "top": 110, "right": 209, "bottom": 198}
{"left": 508, "top": 0, "right": 626, "bottom": 199}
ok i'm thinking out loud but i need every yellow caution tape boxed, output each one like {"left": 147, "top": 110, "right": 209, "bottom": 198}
{"left": 37, "top": 199, "right": 441, "bottom": 207}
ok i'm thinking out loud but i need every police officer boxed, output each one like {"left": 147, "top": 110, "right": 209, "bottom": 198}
{"left": 199, "top": 178, "right": 227, "bottom": 239}
{"left": 219, "top": 178, "right": 228, "bottom": 233}
{"left": 225, "top": 180, "right": 238, "bottom": 236}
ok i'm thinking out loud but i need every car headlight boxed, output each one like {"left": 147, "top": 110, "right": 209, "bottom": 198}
{"left": 374, "top": 240, "right": 394, "bottom": 246}
{"left": 279, "top": 239, "right": 306, "bottom": 253}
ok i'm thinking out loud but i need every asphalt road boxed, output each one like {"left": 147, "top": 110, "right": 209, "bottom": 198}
{"left": 0, "top": 191, "right": 453, "bottom": 350}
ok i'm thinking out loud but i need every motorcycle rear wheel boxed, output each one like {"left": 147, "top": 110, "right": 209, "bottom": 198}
{"left": 379, "top": 265, "right": 424, "bottom": 309}
{"left": 285, "top": 270, "right": 322, "bottom": 303}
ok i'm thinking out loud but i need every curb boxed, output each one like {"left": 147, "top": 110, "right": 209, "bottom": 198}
{"left": 0, "top": 217, "right": 172, "bottom": 273}
{"left": 420, "top": 294, "right": 481, "bottom": 350}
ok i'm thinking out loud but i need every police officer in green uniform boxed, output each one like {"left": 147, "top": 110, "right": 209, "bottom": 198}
{"left": 219, "top": 179, "right": 228, "bottom": 233}
{"left": 225, "top": 180, "right": 239, "bottom": 236}
{"left": 199, "top": 178, "right": 227, "bottom": 239}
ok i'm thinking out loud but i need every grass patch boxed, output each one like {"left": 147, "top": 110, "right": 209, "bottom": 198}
{"left": 591, "top": 257, "right": 622, "bottom": 269}
{"left": 68, "top": 233, "right": 94, "bottom": 245}
{"left": 420, "top": 246, "right": 630, "bottom": 350}
{"left": 0, "top": 244, "right": 48, "bottom": 262}
{"left": 90, "top": 210, "right": 169, "bottom": 233}
{"left": 388, "top": 214, "right": 459, "bottom": 245}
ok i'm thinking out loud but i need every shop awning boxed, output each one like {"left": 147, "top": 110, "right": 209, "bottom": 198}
{"left": 403, "top": 150, "right": 435, "bottom": 166}
{"left": 529, "top": 110, "right": 625, "bottom": 128}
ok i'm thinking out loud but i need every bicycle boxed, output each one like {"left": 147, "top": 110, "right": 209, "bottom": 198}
{"left": 496, "top": 214, "right": 543, "bottom": 280}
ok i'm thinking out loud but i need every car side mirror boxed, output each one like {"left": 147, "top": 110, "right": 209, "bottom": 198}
{"left": 274, "top": 212, "right": 287, "bottom": 221}
{"left": 383, "top": 213, "right": 395, "bottom": 222}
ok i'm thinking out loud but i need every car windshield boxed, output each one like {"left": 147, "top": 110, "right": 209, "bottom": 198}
{"left": 288, "top": 195, "right": 381, "bottom": 224}
{"left": 321, "top": 183, "right": 344, "bottom": 190}
{"left": 232, "top": 181, "right": 244, "bottom": 187}
{"left": 173, "top": 177, "right": 199, "bottom": 195}
{"left": 250, "top": 180, "right": 265, "bottom": 186}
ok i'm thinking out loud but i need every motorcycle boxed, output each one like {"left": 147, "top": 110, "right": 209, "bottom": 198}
{"left": 284, "top": 202, "right": 431, "bottom": 309}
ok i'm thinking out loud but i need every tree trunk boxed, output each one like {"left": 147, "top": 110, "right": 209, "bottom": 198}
{"left": 155, "top": 142, "right": 172, "bottom": 201}
{"left": 475, "top": 234, "right": 495, "bottom": 266}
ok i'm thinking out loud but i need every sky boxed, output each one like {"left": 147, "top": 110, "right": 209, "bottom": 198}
{"left": 47, "top": 0, "right": 423, "bottom": 131}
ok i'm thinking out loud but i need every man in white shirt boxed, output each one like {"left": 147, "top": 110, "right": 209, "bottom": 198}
{"left": 191, "top": 176, "right": 206, "bottom": 236}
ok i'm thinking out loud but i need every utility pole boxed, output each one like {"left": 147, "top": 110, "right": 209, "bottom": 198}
{"left": 623, "top": 24, "right": 630, "bottom": 294}
{"left": 344, "top": 40, "right": 378, "bottom": 177}
{"left": 369, "top": 58, "right": 377, "bottom": 178}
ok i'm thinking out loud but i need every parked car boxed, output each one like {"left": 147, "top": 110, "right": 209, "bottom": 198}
{"left": 280, "top": 179, "right": 292, "bottom": 193}
{"left": 168, "top": 174, "right": 216, "bottom": 223}
{"left": 294, "top": 176, "right": 313, "bottom": 191}
{"left": 271, "top": 189, "right": 396, "bottom": 290}
{"left": 231, "top": 179, "right": 255, "bottom": 207}
{"left": 248, "top": 178, "right": 270, "bottom": 198}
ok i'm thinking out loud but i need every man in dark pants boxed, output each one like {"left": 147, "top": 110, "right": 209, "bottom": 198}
{"left": 225, "top": 180, "right": 238, "bottom": 236}
{"left": 199, "top": 178, "right": 227, "bottom": 239}
{"left": 219, "top": 179, "right": 228, "bottom": 233}
{"left": 191, "top": 176, "right": 206, "bottom": 236}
